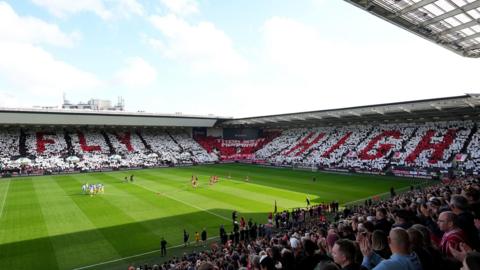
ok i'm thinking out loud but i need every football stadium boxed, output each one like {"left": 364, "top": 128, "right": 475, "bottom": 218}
{"left": 2, "top": 1, "right": 480, "bottom": 270}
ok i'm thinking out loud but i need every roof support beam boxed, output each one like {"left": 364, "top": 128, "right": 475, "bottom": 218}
{"left": 465, "top": 43, "right": 480, "bottom": 53}
{"left": 349, "top": 110, "right": 361, "bottom": 117}
{"left": 371, "top": 108, "right": 385, "bottom": 115}
{"left": 327, "top": 113, "right": 341, "bottom": 119}
{"left": 263, "top": 119, "right": 278, "bottom": 123}
{"left": 464, "top": 101, "right": 476, "bottom": 108}
{"left": 251, "top": 119, "right": 266, "bottom": 124}
{"left": 422, "top": 1, "right": 480, "bottom": 26}
{"left": 430, "top": 103, "right": 442, "bottom": 111}
{"left": 449, "top": 31, "right": 480, "bottom": 45}
{"left": 306, "top": 114, "right": 323, "bottom": 120}
{"left": 396, "top": 0, "right": 437, "bottom": 16}
{"left": 435, "top": 19, "right": 480, "bottom": 38}
{"left": 398, "top": 106, "right": 411, "bottom": 113}
{"left": 276, "top": 117, "right": 290, "bottom": 122}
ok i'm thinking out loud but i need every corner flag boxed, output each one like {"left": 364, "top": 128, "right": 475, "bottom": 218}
{"left": 274, "top": 200, "right": 277, "bottom": 213}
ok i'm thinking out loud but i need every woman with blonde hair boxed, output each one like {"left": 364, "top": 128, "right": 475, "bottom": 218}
{"left": 371, "top": 230, "right": 391, "bottom": 259}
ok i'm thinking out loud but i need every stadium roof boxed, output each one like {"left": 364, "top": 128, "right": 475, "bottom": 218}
{"left": 220, "top": 94, "right": 480, "bottom": 127}
{"left": 0, "top": 108, "right": 227, "bottom": 127}
{"left": 344, "top": 0, "right": 480, "bottom": 58}
{"left": 1, "top": 95, "right": 480, "bottom": 128}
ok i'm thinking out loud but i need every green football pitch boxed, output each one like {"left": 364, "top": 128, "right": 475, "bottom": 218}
{"left": 0, "top": 164, "right": 416, "bottom": 270}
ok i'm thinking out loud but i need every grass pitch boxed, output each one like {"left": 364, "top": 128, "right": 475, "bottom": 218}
{"left": 0, "top": 164, "right": 415, "bottom": 269}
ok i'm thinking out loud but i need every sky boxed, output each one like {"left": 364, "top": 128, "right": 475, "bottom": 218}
{"left": 0, "top": 0, "right": 479, "bottom": 117}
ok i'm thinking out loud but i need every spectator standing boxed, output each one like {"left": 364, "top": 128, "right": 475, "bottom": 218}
{"left": 374, "top": 208, "right": 392, "bottom": 235}
{"left": 450, "top": 195, "right": 480, "bottom": 250}
{"left": 360, "top": 228, "right": 422, "bottom": 270}
{"left": 219, "top": 224, "right": 227, "bottom": 244}
{"left": 232, "top": 210, "right": 237, "bottom": 224}
{"left": 371, "top": 230, "right": 391, "bottom": 260}
{"left": 195, "top": 231, "right": 200, "bottom": 246}
{"left": 332, "top": 239, "right": 364, "bottom": 270}
{"left": 183, "top": 229, "right": 189, "bottom": 247}
{"left": 160, "top": 237, "right": 167, "bottom": 256}
{"left": 438, "top": 211, "right": 467, "bottom": 257}
{"left": 201, "top": 228, "right": 207, "bottom": 247}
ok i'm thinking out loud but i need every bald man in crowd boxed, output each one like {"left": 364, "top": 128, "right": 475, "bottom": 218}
{"left": 360, "top": 227, "right": 422, "bottom": 270}
{"left": 449, "top": 195, "right": 480, "bottom": 250}
{"left": 438, "top": 211, "right": 467, "bottom": 257}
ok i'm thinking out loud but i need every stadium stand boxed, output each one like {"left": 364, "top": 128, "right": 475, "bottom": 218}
{"left": 194, "top": 132, "right": 277, "bottom": 161}
{"left": 465, "top": 124, "right": 480, "bottom": 172}
{"left": 170, "top": 130, "right": 218, "bottom": 163}
{"left": 0, "top": 128, "right": 20, "bottom": 158}
{"left": 0, "top": 120, "right": 479, "bottom": 176}
{"left": 1, "top": 95, "right": 478, "bottom": 177}
{"left": 252, "top": 120, "right": 479, "bottom": 175}
{"left": 0, "top": 128, "right": 215, "bottom": 174}
{"left": 1, "top": 95, "right": 480, "bottom": 270}
{"left": 131, "top": 176, "right": 480, "bottom": 270}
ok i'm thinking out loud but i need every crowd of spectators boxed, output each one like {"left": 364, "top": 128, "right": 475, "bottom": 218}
{"left": 257, "top": 125, "right": 373, "bottom": 167}
{"left": 393, "top": 121, "right": 473, "bottom": 170}
{"left": 131, "top": 177, "right": 480, "bottom": 270}
{"left": 142, "top": 130, "right": 187, "bottom": 164}
{"left": 0, "top": 128, "right": 215, "bottom": 174}
{"left": 0, "top": 128, "right": 20, "bottom": 158}
{"left": 0, "top": 129, "right": 20, "bottom": 170}
{"left": 461, "top": 124, "right": 480, "bottom": 172}
{"left": 255, "top": 121, "right": 478, "bottom": 173}
{"left": 195, "top": 136, "right": 273, "bottom": 161}
{"left": 340, "top": 124, "right": 415, "bottom": 171}
{"left": 172, "top": 132, "right": 217, "bottom": 163}
{"left": 256, "top": 128, "right": 318, "bottom": 163}
{"left": 0, "top": 120, "right": 479, "bottom": 175}
{"left": 1, "top": 123, "right": 480, "bottom": 269}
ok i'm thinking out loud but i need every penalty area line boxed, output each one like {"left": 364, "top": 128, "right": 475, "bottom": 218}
{"left": 133, "top": 182, "right": 231, "bottom": 222}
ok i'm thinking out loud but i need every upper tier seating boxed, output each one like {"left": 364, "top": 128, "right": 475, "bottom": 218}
{"left": 0, "top": 121, "right": 478, "bottom": 173}
{"left": 0, "top": 128, "right": 213, "bottom": 172}
{"left": 255, "top": 121, "right": 477, "bottom": 172}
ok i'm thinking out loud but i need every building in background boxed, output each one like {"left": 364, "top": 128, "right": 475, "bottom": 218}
{"left": 62, "top": 95, "right": 124, "bottom": 111}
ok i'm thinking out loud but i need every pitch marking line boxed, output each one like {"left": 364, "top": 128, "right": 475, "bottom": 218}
{"left": 132, "top": 182, "right": 231, "bottom": 222}
{"left": 0, "top": 179, "right": 11, "bottom": 219}
{"left": 72, "top": 236, "right": 219, "bottom": 270}
{"left": 74, "top": 180, "right": 232, "bottom": 269}
{"left": 343, "top": 183, "right": 429, "bottom": 206}
{"left": 72, "top": 179, "right": 418, "bottom": 269}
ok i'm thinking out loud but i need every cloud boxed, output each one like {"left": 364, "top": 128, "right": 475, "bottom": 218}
{"left": 0, "top": 2, "right": 100, "bottom": 101}
{"left": 0, "top": 2, "right": 79, "bottom": 47}
{"left": 148, "top": 14, "right": 249, "bottom": 75}
{"left": 311, "top": 0, "right": 327, "bottom": 8}
{"left": 31, "top": 0, "right": 144, "bottom": 20}
{"left": 262, "top": 17, "right": 329, "bottom": 74}
{"left": 216, "top": 16, "right": 480, "bottom": 117}
{"left": 112, "top": 0, "right": 144, "bottom": 18}
{"left": 160, "top": 0, "right": 198, "bottom": 16}
{"left": 0, "top": 41, "right": 102, "bottom": 97}
{"left": 0, "top": 91, "right": 30, "bottom": 108}
{"left": 31, "top": 0, "right": 111, "bottom": 19}
{"left": 114, "top": 57, "right": 157, "bottom": 87}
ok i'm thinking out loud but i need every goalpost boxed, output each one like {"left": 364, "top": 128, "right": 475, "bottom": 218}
{"left": 291, "top": 163, "right": 317, "bottom": 172}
